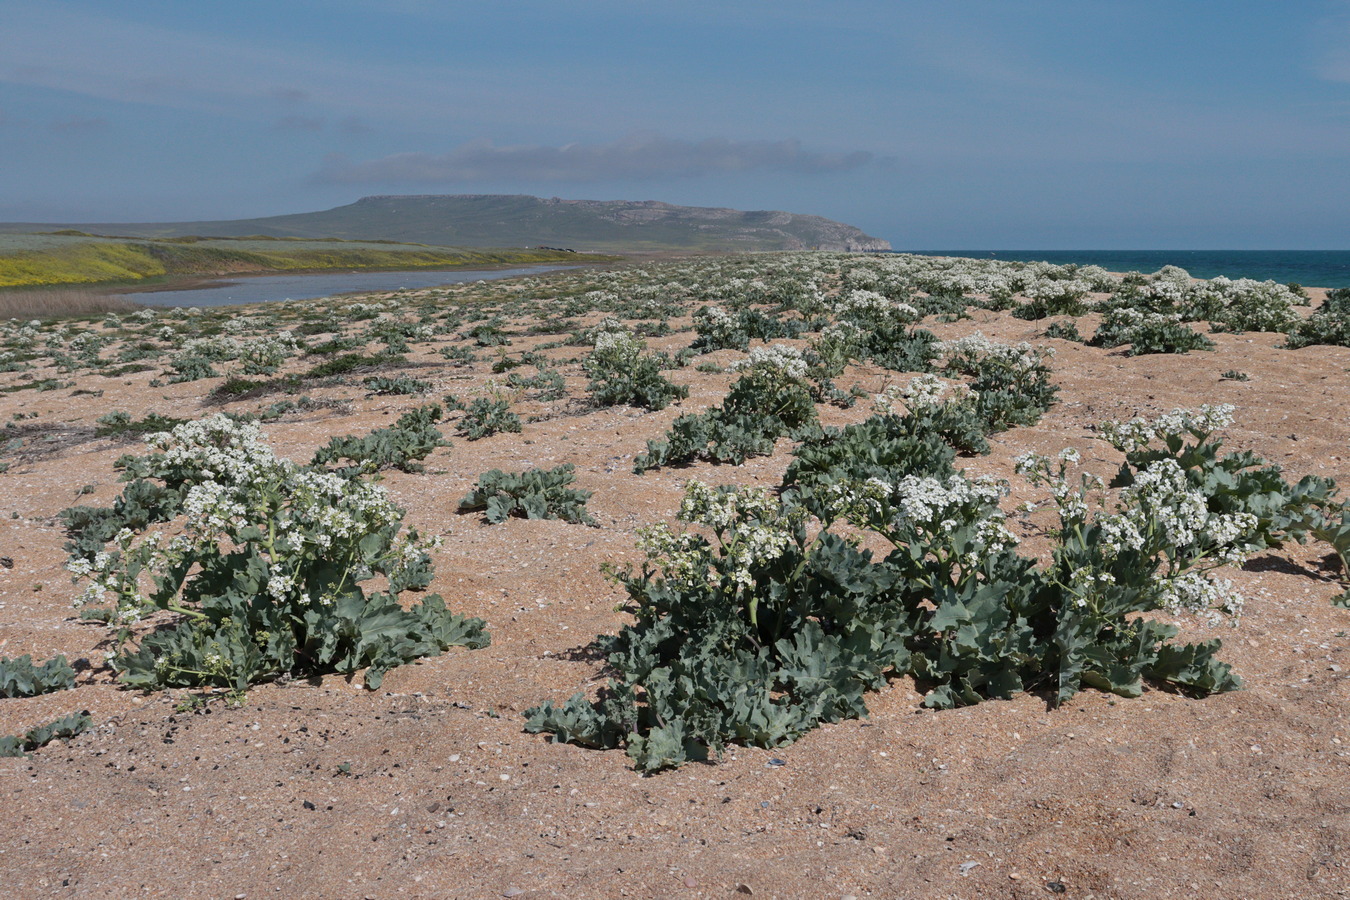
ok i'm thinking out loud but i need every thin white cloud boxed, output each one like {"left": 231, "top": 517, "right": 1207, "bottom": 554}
{"left": 318, "top": 134, "right": 874, "bottom": 184}
{"left": 1313, "top": 1, "right": 1350, "bottom": 81}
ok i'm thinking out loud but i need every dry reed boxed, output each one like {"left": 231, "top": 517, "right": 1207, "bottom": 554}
{"left": 0, "top": 287, "right": 142, "bottom": 320}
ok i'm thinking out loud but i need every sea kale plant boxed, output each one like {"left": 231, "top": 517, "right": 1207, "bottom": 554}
{"left": 456, "top": 396, "right": 523, "bottom": 440}
{"left": 1090, "top": 309, "right": 1215, "bottom": 356}
{"left": 633, "top": 344, "right": 820, "bottom": 472}
{"left": 64, "top": 415, "right": 488, "bottom": 692}
{"left": 1286, "top": 287, "right": 1350, "bottom": 349}
{"left": 526, "top": 406, "right": 1314, "bottom": 772}
{"left": 583, "top": 324, "right": 688, "bottom": 410}
{"left": 458, "top": 464, "right": 597, "bottom": 525}
{"left": 935, "top": 333, "right": 1058, "bottom": 431}
{"left": 0, "top": 654, "right": 76, "bottom": 698}
{"left": 311, "top": 403, "right": 446, "bottom": 474}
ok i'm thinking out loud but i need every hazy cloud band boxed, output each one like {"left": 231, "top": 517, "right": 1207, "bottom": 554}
{"left": 318, "top": 133, "right": 875, "bottom": 184}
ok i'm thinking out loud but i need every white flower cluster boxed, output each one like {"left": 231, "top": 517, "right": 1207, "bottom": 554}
{"left": 1100, "top": 404, "right": 1235, "bottom": 452}
{"left": 729, "top": 344, "right": 808, "bottom": 382}
{"left": 874, "top": 373, "right": 975, "bottom": 415}
{"left": 69, "top": 415, "right": 411, "bottom": 616}
{"left": 1098, "top": 458, "right": 1257, "bottom": 565}
{"left": 174, "top": 335, "right": 241, "bottom": 361}
{"left": 1022, "top": 278, "right": 1093, "bottom": 303}
{"left": 241, "top": 330, "right": 300, "bottom": 373}
{"left": 936, "top": 332, "right": 1051, "bottom": 371}
{"left": 638, "top": 482, "right": 800, "bottom": 594}
{"left": 1158, "top": 572, "right": 1245, "bottom": 623}
{"left": 592, "top": 327, "right": 643, "bottom": 357}
{"left": 831, "top": 289, "right": 919, "bottom": 323}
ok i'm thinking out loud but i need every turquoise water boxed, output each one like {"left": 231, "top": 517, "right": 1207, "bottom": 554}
{"left": 124, "top": 265, "right": 576, "bottom": 307}
{"left": 902, "top": 251, "right": 1350, "bottom": 289}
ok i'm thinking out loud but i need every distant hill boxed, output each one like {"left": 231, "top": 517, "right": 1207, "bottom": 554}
{"left": 0, "top": 195, "right": 891, "bottom": 253}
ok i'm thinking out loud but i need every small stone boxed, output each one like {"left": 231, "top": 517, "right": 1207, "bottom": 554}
{"left": 683, "top": 876, "right": 699, "bottom": 888}
{"left": 502, "top": 889, "right": 526, "bottom": 898}
{"left": 767, "top": 758, "right": 786, "bottom": 767}
{"left": 735, "top": 884, "right": 753, "bottom": 895}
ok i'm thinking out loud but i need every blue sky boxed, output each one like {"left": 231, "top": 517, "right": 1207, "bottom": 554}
{"left": 2, "top": 0, "right": 1349, "bottom": 248}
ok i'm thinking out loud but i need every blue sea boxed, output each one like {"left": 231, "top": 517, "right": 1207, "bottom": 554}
{"left": 899, "top": 251, "right": 1350, "bottom": 290}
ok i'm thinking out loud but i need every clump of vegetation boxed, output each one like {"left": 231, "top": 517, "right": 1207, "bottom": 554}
{"left": 1043, "top": 319, "right": 1084, "bottom": 342}
{"left": 312, "top": 404, "right": 446, "bottom": 474}
{"left": 506, "top": 366, "right": 567, "bottom": 401}
{"left": 1, "top": 712, "right": 92, "bottom": 757}
{"left": 1286, "top": 288, "right": 1350, "bottom": 349}
{"left": 0, "top": 654, "right": 76, "bottom": 698}
{"left": 94, "top": 410, "right": 188, "bottom": 438}
{"left": 64, "top": 415, "right": 488, "bottom": 692}
{"left": 936, "top": 333, "right": 1058, "bottom": 431}
{"left": 633, "top": 345, "right": 819, "bottom": 472}
{"left": 456, "top": 397, "right": 522, "bottom": 440}
{"left": 458, "top": 464, "right": 597, "bottom": 525}
{"left": 583, "top": 325, "right": 687, "bottom": 410}
{"left": 304, "top": 352, "right": 400, "bottom": 379}
{"left": 529, "top": 407, "right": 1336, "bottom": 771}
{"left": 363, "top": 375, "right": 431, "bottom": 395}
{"left": 1091, "top": 309, "right": 1215, "bottom": 356}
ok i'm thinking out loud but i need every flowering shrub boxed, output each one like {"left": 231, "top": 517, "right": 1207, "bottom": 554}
{"left": 240, "top": 331, "right": 300, "bottom": 375}
{"left": 64, "top": 415, "right": 487, "bottom": 691}
{"left": 936, "top": 333, "right": 1058, "bottom": 430}
{"left": 633, "top": 345, "right": 820, "bottom": 472}
{"left": 1091, "top": 309, "right": 1215, "bottom": 356}
{"left": 530, "top": 415, "right": 1260, "bottom": 769}
{"left": 1286, "top": 287, "right": 1350, "bottom": 349}
{"left": 583, "top": 327, "right": 688, "bottom": 410}
{"left": 690, "top": 306, "right": 749, "bottom": 352}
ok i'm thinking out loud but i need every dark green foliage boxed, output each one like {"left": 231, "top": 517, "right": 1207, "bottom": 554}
{"left": 782, "top": 414, "right": 961, "bottom": 518}
{"left": 116, "top": 590, "right": 487, "bottom": 693}
{"left": 507, "top": 366, "right": 567, "bottom": 400}
{"left": 1092, "top": 310, "right": 1214, "bottom": 356}
{"left": 0, "top": 711, "right": 92, "bottom": 758}
{"left": 1286, "top": 288, "right": 1350, "bottom": 349}
{"left": 938, "top": 344, "right": 1058, "bottom": 432}
{"left": 458, "top": 464, "right": 596, "bottom": 525}
{"left": 457, "top": 397, "right": 522, "bottom": 440}
{"left": 363, "top": 375, "right": 431, "bottom": 395}
{"left": 633, "top": 367, "right": 819, "bottom": 472}
{"left": 1043, "top": 320, "right": 1084, "bottom": 342}
{"left": 94, "top": 410, "right": 188, "bottom": 438}
{"left": 311, "top": 404, "right": 446, "bottom": 474}
{"left": 465, "top": 322, "right": 510, "bottom": 347}
{"left": 583, "top": 335, "right": 688, "bottom": 410}
{"left": 0, "top": 654, "right": 76, "bottom": 698}
{"left": 439, "top": 345, "right": 477, "bottom": 366}
{"left": 304, "top": 352, "right": 400, "bottom": 378}
{"left": 868, "top": 327, "right": 940, "bottom": 373}
{"left": 61, "top": 476, "right": 185, "bottom": 563}
{"left": 211, "top": 376, "right": 270, "bottom": 398}
{"left": 306, "top": 336, "right": 361, "bottom": 356}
